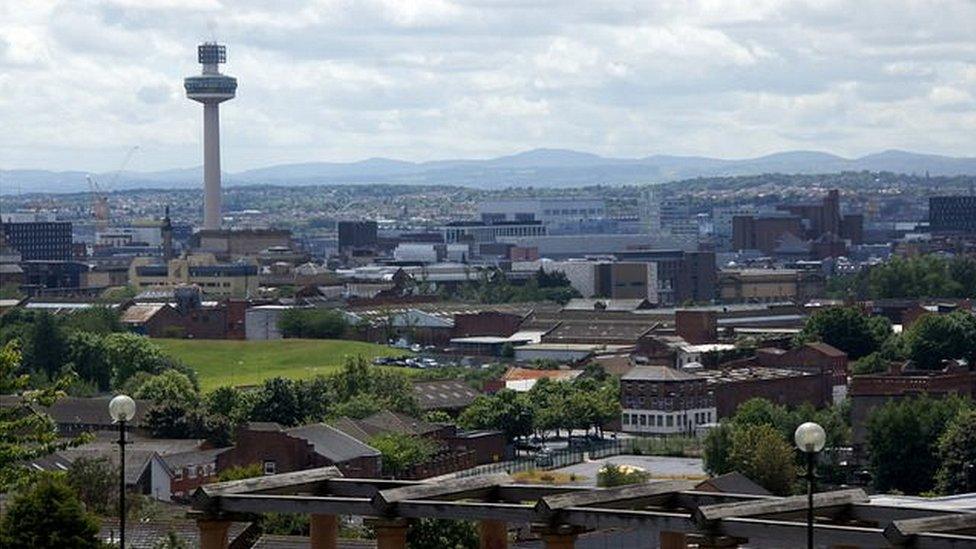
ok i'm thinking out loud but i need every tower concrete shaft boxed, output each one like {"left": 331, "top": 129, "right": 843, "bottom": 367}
{"left": 185, "top": 43, "right": 236, "bottom": 231}
{"left": 203, "top": 102, "right": 222, "bottom": 230}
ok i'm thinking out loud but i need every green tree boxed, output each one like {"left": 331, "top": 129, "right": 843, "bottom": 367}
{"left": 332, "top": 393, "right": 384, "bottom": 419}
{"left": 407, "top": 518, "right": 478, "bottom": 549}
{"left": 369, "top": 433, "right": 438, "bottom": 478}
{"left": 28, "top": 311, "right": 67, "bottom": 379}
{"left": 0, "top": 341, "right": 92, "bottom": 490}
{"left": 133, "top": 369, "right": 199, "bottom": 407}
{"left": 217, "top": 462, "right": 264, "bottom": 482}
{"left": 103, "top": 332, "right": 167, "bottom": 387}
{"left": 64, "top": 306, "right": 123, "bottom": 335}
{"left": 251, "top": 377, "right": 304, "bottom": 426}
{"left": 866, "top": 395, "right": 970, "bottom": 494}
{"left": 703, "top": 422, "right": 735, "bottom": 476}
{"left": 850, "top": 352, "right": 889, "bottom": 375}
{"left": 64, "top": 332, "right": 111, "bottom": 391}
{"left": 0, "top": 474, "right": 100, "bottom": 549}
{"left": 423, "top": 410, "right": 453, "bottom": 423}
{"left": 935, "top": 410, "right": 976, "bottom": 495}
{"left": 205, "top": 385, "right": 252, "bottom": 424}
{"left": 458, "top": 390, "right": 534, "bottom": 442}
{"left": 905, "top": 311, "right": 976, "bottom": 370}
{"left": 66, "top": 456, "right": 117, "bottom": 515}
{"left": 597, "top": 463, "right": 652, "bottom": 487}
{"left": 727, "top": 424, "right": 796, "bottom": 496}
{"left": 797, "top": 306, "right": 889, "bottom": 359}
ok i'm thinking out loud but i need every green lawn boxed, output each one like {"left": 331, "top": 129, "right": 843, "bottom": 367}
{"left": 155, "top": 338, "right": 411, "bottom": 391}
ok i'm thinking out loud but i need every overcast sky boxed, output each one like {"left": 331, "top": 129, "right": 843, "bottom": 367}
{"left": 2, "top": 0, "right": 975, "bottom": 172}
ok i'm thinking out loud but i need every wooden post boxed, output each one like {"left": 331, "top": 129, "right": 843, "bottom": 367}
{"left": 660, "top": 531, "right": 687, "bottom": 548}
{"left": 479, "top": 519, "right": 508, "bottom": 549}
{"left": 374, "top": 518, "right": 409, "bottom": 549}
{"left": 310, "top": 514, "right": 339, "bottom": 549}
{"left": 197, "top": 518, "right": 231, "bottom": 549}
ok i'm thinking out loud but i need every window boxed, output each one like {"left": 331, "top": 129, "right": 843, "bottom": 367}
{"left": 666, "top": 415, "right": 673, "bottom": 427}
{"left": 263, "top": 460, "right": 277, "bottom": 475}
{"left": 174, "top": 468, "right": 183, "bottom": 481}
{"left": 639, "top": 415, "right": 647, "bottom": 426}
{"left": 622, "top": 414, "right": 630, "bottom": 425}
{"left": 656, "top": 415, "right": 663, "bottom": 427}
{"left": 631, "top": 414, "right": 638, "bottom": 425}
{"left": 187, "top": 467, "right": 196, "bottom": 479}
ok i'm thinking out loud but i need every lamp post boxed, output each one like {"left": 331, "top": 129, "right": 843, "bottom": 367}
{"left": 794, "top": 421, "right": 826, "bottom": 549}
{"left": 109, "top": 395, "right": 136, "bottom": 549}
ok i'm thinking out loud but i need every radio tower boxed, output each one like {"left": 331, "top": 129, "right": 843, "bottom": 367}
{"left": 185, "top": 43, "right": 237, "bottom": 230}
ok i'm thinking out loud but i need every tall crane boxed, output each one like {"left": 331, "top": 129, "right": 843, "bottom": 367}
{"left": 87, "top": 146, "right": 140, "bottom": 233}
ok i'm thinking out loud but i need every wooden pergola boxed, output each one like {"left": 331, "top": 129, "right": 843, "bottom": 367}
{"left": 191, "top": 467, "right": 976, "bottom": 548}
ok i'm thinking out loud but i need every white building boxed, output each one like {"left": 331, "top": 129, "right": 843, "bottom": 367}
{"left": 478, "top": 198, "right": 606, "bottom": 229}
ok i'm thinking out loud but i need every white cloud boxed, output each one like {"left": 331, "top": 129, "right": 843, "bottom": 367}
{"left": 0, "top": 0, "right": 974, "bottom": 172}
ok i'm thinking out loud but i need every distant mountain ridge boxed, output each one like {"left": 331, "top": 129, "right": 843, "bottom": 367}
{"left": 3, "top": 148, "right": 975, "bottom": 194}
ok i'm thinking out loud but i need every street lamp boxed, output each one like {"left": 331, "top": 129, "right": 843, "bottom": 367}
{"left": 794, "top": 421, "right": 826, "bottom": 549}
{"left": 109, "top": 395, "right": 136, "bottom": 549}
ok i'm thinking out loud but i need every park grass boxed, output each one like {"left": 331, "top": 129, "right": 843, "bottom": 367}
{"left": 155, "top": 338, "right": 411, "bottom": 392}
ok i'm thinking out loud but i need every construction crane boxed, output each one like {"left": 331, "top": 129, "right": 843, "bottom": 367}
{"left": 87, "top": 146, "right": 140, "bottom": 233}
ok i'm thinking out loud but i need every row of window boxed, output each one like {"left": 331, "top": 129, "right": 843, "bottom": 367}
{"left": 173, "top": 463, "right": 215, "bottom": 481}
{"left": 543, "top": 208, "right": 602, "bottom": 215}
{"left": 621, "top": 410, "right": 713, "bottom": 428}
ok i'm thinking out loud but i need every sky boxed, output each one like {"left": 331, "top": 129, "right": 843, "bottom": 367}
{"left": 1, "top": 0, "right": 975, "bottom": 173}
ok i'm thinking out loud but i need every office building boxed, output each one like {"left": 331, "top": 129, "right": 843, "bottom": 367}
{"left": 478, "top": 198, "right": 606, "bottom": 232}
{"left": 129, "top": 254, "right": 258, "bottom": 297}
{"left": 929, "top": 196, "right": 976, "bottom": 233}
{"left": 0, "top": 220, "right": 72, "bottom": 260}
{"left": 620, "top": 366, "right": 716, "bottom": 435}
{"left": 338, "top": 221, "right": 379, "bottom": 252}
{"left": 442, "top": 220, "right": 546, "bottom": 244}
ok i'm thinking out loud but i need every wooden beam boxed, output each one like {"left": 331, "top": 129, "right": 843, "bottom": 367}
{"left": 559, "top": 507, "right": 696, "bottom": 532}
{"left": 395, "top": 500, "right": 536, "bottom": 523}
{"left": 693, "top": 488, "right": 868, "bottom": 524}
{"left": 216, "top": 494, "right": 376, "bottom": 517}
{"left": 325, "top": 478, "right": 418, "bottom": 498}
{"left": 537, "top": 480, "right": 696, "bottom": 517}
{"left": 884, "top": 513, "right": 976, "bottom": 546}
{"left": 192, "top": 466, "right": 343, "bottom": 512}
{"left": 495, "top": 484, "right": 584, "bottom": 503}
{"left": 374, "top": 473, "right": 512, "bottom": 513}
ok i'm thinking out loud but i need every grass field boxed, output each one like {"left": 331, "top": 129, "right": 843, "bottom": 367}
{"left": 155, "top": 339, "right": 411, "bottom": 391}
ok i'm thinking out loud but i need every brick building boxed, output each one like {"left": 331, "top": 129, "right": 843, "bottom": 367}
{"left": 619, "top": 366, "right": 716, "bottom": 435}
{"left": 849, "top": 363, "right": 976, "bottom": 451}
{"left": 756, "top": 342, "right": 849, "bottom": 402}
{"left": 217, "top": 422, "right": 382, "bottom": 479}
{"left": 697, "top": 367, "right": 830, "bottom": 418}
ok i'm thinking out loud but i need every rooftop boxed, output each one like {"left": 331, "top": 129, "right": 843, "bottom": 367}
{"left": 622, "top": 366, "right": 700, "bottom": 382}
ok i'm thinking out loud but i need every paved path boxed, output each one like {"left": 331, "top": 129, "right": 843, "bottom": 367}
{"left": 552, "top": 455, "right": 706, "bottom": 486}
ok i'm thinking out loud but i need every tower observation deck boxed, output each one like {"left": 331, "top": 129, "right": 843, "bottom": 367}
{"left": 185, "top": 43, "right": 237, "bottom": 230}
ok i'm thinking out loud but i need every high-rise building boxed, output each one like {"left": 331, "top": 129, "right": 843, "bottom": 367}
{"left": 338, "top": 221, "right": 379, "bottom": 252}
{"left": 0, "top": 220, "right": 72, "bottom": 261}
{"left": 930, "top": 196, "right": 976, "bottom": 234}
{"left": 185, "top": 43, "right": 237, "bottom": 230}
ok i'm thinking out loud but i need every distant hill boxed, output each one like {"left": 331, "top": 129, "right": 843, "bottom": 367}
{"left": 3, "top": 148, "right": 975, "bottom": 194}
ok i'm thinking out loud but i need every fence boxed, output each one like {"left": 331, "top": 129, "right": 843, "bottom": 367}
{"left": 453, "top": 438, "right": 627, "bottom": 478}
{"left": 450, "top": 435, "right": 702, "bottom": 479}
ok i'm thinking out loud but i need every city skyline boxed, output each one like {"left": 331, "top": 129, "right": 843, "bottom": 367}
{"left": 2, "top": 1, "right": 975, "bottom": 173}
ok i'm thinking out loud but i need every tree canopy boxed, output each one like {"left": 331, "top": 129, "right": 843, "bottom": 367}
{"left": 797, "top": 306, "right": 891, "bottom": 359}
{"left": 0, "top": 474, "right": 101, "bottom": 549}
{"left": 866, "top": 395, "right": 971, "bottom": 494}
